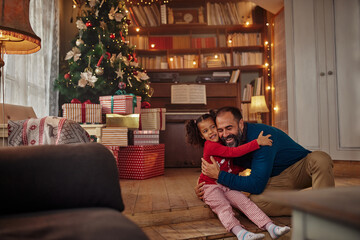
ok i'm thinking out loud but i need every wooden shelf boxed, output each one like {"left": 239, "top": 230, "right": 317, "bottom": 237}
{"left": 146, "top": 65, "right": 265, "bottom": 74}
{"left": 128, "top": 24, "right": 264, "bottom": 35}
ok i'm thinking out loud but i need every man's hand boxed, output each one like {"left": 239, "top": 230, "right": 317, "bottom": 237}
{"left": 194, "top": 181, "right": 205, "bottom": 200}
{"left": 201, "top": 156, "right": 220, "bottom": 179}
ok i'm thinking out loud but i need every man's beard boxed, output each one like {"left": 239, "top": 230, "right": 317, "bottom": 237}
{"left": 221, "top": 129, "right": 243, "bottom": 147}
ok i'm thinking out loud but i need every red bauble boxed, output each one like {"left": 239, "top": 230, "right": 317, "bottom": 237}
{"left": 110, "top": 33, "right": 115, "bottom": 39}
{"left": 126, "top": 19, "right": 131, "bottom": 25}
{"left": 86, "top": 21, "right": 92, "bottom": 27}
{"left": 133, "top": 71, "right": 138, "bottom": 76}
{"left": 128, "top": 54, "right": 132, "bottom": 60}
{"left": 64, "top": 73, "right": 71, "bottom": 80}
{"left": 118, "top": 81, "right": 126, "bottom": 89}
{"left": 141, "top": 101, "right": 151, "bottom": 109}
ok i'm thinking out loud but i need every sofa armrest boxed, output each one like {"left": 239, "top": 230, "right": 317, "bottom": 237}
{"left": 0, "top": 143, "right": 124, "bottom": 215}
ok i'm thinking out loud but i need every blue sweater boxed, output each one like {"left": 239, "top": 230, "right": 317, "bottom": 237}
{"left": 217, "top": 123, "right": 310, "bottom": 194}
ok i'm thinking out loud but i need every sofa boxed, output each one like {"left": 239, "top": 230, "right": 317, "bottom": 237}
{"left": 0, "top": 143, "right": 148, "bottom": 239}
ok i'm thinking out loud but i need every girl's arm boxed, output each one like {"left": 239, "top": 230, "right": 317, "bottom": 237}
{"left": 206, "top": 131, "right": 272, "bottom": 158}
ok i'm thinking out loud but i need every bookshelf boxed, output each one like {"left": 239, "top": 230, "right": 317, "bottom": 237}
{"left": 126, "top": 0, "right": 271, "bottom": 124}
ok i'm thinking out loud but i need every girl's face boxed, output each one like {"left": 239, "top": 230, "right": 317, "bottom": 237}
{"left": 198, "top": 118, "right": 219, "bottom": 142}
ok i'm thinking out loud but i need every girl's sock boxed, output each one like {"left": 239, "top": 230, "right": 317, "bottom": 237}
{"left": 265, "top": 222, "right": 291, "bottom": 239}
{"left": 232, "top": 226, "right": 265, "bottom": 240}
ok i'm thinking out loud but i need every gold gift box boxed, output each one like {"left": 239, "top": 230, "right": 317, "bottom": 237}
{"left": 106, "top": 114, "right": 139, "bottom": 129}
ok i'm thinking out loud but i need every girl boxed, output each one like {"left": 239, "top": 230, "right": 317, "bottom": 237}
{"left": 185, "top": 112, "right": 290, "bottom": 240}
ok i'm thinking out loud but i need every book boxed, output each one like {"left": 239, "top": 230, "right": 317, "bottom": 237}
{"left": 171, "top": 84, "right": 207, "bottom": 104}
{"left": 229, "top": 69, "right": 240, "bottom": 83}
{"left": 160, "top": 4, "right": 167, "bottom": 24}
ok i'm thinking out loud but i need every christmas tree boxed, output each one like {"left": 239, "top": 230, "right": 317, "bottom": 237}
{"left": 55, "top": 0, "right": 152, "bottom": 104}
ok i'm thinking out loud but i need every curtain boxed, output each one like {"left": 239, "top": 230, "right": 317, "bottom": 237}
{"left": 2, "top": 0, "right": 59, "bottom": 118}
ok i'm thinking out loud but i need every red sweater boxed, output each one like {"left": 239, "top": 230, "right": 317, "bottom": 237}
{"left": 199, "top": 140, "right": 260, "bottom": 184}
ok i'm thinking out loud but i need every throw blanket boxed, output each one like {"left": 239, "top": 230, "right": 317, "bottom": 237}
{"left": 8, "top": 117, "right": 90, "bottom": 146}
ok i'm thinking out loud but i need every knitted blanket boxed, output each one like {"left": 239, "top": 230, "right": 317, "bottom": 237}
{"left": 7, "top": 116, "right": 90, "bottom": 146}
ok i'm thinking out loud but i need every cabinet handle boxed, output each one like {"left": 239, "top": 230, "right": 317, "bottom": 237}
{"left": 328, "top": 71, "right": 333, "bottom": 75}
{"left": 320, "top": 72, "right": 325, "bottom": 76}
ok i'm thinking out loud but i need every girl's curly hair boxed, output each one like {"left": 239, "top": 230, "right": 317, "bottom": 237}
{"left": 185, "top": 110, "right": 216, "bottom": 147}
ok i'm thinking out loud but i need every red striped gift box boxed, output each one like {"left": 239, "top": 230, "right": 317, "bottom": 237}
{"left": 113, "top": 144, "right": 165, "bottom": 180}
{"left": 140, "top": 108, "right": 166, "bottom": 130}
{"left": 101, "top": 127, "right": 128, "bottom": 146}
{"left": 62, "top": 103, "right": 82, "bottom": 123}
{"left": 99, "top": 95, "right": 141, "bottom": 115}
{"left": 85, "top": 104, "right": 102, "bottom": 123}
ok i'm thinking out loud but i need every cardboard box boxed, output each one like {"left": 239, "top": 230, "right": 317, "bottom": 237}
{"left": 101, "top": 127, "right": 128, "bottom": 146}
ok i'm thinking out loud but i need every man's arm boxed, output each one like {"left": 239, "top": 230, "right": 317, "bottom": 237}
{"left": 217, "top": 145, "right": 276, "bottom": 194}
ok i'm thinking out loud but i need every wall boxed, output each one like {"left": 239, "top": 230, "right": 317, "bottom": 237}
{"left": 272, "top": 9, "right": 288, "bottom": 133}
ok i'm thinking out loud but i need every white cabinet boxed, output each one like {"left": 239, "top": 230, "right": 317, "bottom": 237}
{"left": 284, "top": 0, "right": 360, "bottom": 160}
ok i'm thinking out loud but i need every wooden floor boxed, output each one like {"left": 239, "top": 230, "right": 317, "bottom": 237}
{"left": 120, "top": 168, "right": 360, "bottom": 240}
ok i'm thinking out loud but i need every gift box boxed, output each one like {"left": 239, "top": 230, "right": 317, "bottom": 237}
{"left": 62, "top": 103, "right": 102, "bottom": 123}
{"left": 128, "top": 130, "right": 160, "bottom": 145}
{"left": 106, "top": 114, "right": 139, "bottom": 129}
{"left": 101, "top": 127, "right": 128, "bottom": 146}
{"left": 99, "top": 95, "right": 141, "bottom": 115}
{"left": 140, "top": 108, "right": 166, "bottom": 130}
{"left": 115, "top": 144, "right": 165, "bottom": 180}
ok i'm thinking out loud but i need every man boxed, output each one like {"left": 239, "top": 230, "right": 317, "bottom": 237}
{"left": 196, "top": 106, "right": 335, "bottom": 216}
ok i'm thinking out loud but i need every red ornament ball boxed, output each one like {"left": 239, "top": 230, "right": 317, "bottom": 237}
{"left": 128, "top": 54, "right": 133, "bottom": 60}
{"left": 118, "top": 81, "right": 126, "bottom": 89}
{"left": 133, "top": 71, "right": 138, "bottom": 76}
{"left": 86, "top": 21, "right": 92, "bottom": 27}
{"left": 110, "top": 33, "right": 115, "bottom": 39}
{"left": 126, "top": 19, "right": 131, "bottom": 25}
{"left": 64, "top": 73, "right": 71, "bottom": 80}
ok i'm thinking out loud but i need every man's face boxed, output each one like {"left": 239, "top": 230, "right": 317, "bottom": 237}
{"left": 216, "top": 111, "right": 244, "bottom": 147}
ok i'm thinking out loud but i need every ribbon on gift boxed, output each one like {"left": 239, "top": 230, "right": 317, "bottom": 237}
{"left": 111, "top": 90, "right": 138, "bottom": 114}
{"left": 71, "top": 98, "right": 92, "bottom": 123}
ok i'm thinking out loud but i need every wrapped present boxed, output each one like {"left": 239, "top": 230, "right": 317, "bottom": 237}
{"left": 106, "top": 114, "right": 139, "bottom": 129}
{"left": 114, "top": 144, "right": 165, "bottom": 180}
{"left": 140, "top": 108, "right": 166, "bottom": 130}
{"left": 99, "top": 95, "right": 141, "bottom": 115}
{"left": 101, "top": 127, "right": 128, "bottom": 146}
{"left": 62, "top": 100, "right": 102, "bottom": 123}
{"left": 62, "top": 103, "right": 82, "bottom": 123}
{"left": 128, "top": 130, "right": 160, "bottom": 145}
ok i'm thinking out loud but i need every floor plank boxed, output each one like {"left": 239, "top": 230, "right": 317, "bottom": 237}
{"left": 119, "top": 167, "right": 360, "bottom": 239}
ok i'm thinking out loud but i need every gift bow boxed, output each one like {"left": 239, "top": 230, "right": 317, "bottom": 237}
{"left": 70, "top": 99, "right": 92, "bottom": 122}
{"left": 111, "top": 90, "right": 138, "bottom": 113}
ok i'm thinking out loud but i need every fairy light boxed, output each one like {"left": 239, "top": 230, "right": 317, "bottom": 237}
{"left": 266, "top": 86, "right": 271, "bottom": 90}
{"left": 264, "top": 62, "right": 269, "bottom": 67}
{"left": 136, "top": 28, "right": 140, "bottom": 32}
{"left": 169, "top": 57, "right": 174, "bottom": 62}
{"left": 193, "top": 60, "right": 197, "bottom": 65}
{"left": 273, "top": 106, "right": 278, "bottom": 111}
{"left": 73, "top": 4, "right": 76, "bottom": 8}
{"left": 150, "top": 43, "right": 155, "bottom": 48}
{"left": 264, "top": 41, "right": 268, "bottom": 46}
{"left": 214, "top": 54, "right": 218, "bottom": 59}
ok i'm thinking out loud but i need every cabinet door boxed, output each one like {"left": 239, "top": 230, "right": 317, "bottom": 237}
{"left": 325, "top": 0, "right": 360, "bottom": 160}
{"left": 285, "top": 0, "right": 360, "bottom": 160}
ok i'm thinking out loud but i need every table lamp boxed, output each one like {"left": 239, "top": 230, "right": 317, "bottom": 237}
{"left": 249, "top": 95, "right": 269, "bottom": 123}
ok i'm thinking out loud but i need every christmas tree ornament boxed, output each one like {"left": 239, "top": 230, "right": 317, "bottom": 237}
{"left": 64, "top": 73, "right": 71, "bottom": 80}
{"left": 95, "top": 66, "right": 104, "bottom": 75}
{"left": 148, "top": 87, "right": 154, "bottom": 97}
{"left": 126, "top": 19, "right": 131, "bottom": 25}
{"left": 81, "top": 70, "right": 98, "bottom": 87}
{"left": 127, "top": 77, "right": 133, "bottom": 87}
{"left": 138, "top": 71, "right": 150, "bottom": 81}
{"left": 133, "top": 70, "right": 138, "bottom": 76}
{"left": 86, "top": 21, "right": 93, "bottom": 27}
{"left": 115, "top": 13, "right": 124, "bottom": 22}
{"left": 115, "top": 68, "right": 124, "bottom": 78}
{"left": 84, "top": 55, "right": 93, "bottom": 73}
{"left": 78, "top": 78, "right": 87, "bottom": 88}
{"left": 118, "top": 81, "right": 126, "bottom": 89}
{"left": 76, "top": 38, "right": 84, "bottom": 46}
{"left": 110, "top": 33, "right": 115, "bottom": 39}
{"left": 65, "top": 47, "right": 81, "bottom": 62}
{"left": 76, "top": 20, "right": 87, "bottom": 30}
{"left": 145, "top": 84, "right": 150, "bottom": 90}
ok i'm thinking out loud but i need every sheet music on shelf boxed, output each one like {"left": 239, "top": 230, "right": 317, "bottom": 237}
{"left": 171, "top": 84, "right": 207, "bottom": 104}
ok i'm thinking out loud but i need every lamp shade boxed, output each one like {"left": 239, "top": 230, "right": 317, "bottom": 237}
{"left": 0, "top": 0, "right": 41, "bottom": 54}
{"left": 249, "top": 95, "right": 269, "bottom": 113}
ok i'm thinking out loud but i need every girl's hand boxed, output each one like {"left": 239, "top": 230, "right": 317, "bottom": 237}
{"left": 257, "top": 131, "right": 273, "bottom": 146}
